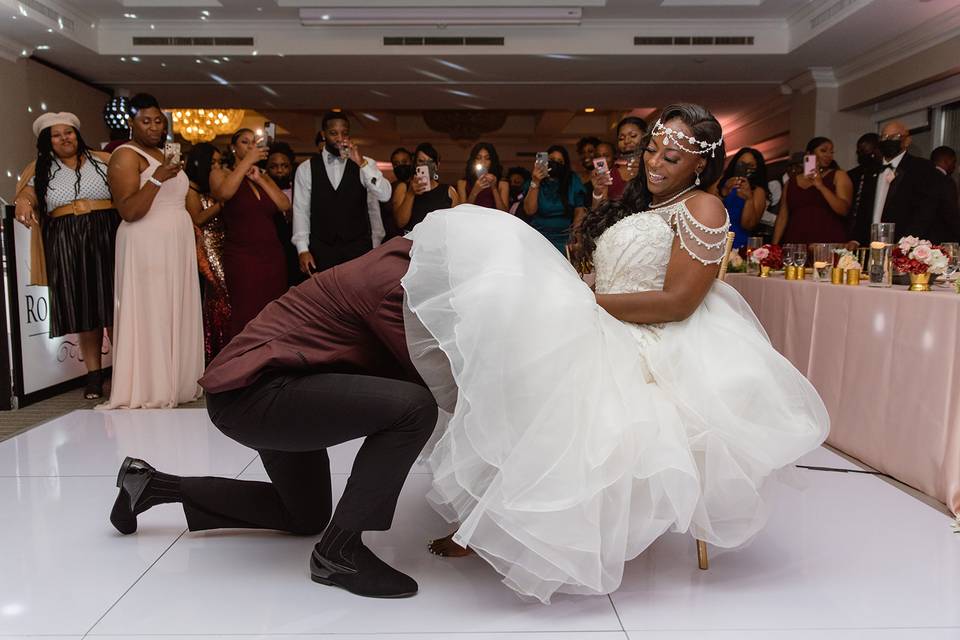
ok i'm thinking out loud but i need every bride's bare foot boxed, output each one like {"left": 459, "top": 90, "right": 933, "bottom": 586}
{"left": 427, "top": 532, "right": 473, "bottom": 557}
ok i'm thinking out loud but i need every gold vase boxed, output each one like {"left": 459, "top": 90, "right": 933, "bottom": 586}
{"left": 845, "top": 269, "right": 861, "bottom": 286}
{"left": 908, "top": 272, "right": 931, "bottom": 292}
{"left": 760, "top": 265, "right": 771, "bottom": 278}
{"left": 785, "top": 265, "right": 797, "bottom": 280}
{"left": 831, "top": 267, "right": 843, "bottom": 284}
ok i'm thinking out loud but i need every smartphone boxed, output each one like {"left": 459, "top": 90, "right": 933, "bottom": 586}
{"left": 803, "top": 154, "right": 817, "bottom": 177}
{"left": 535, "top": 151, "right": 549, "bottom": 171}
{"left": 163, "top": 142, "right": 181, "bottom": 165}
{"left": 415, "top": 164, "right": 431, "bottom": 189}
{"left": 339, "top": 139, "right": 352, "bottom": 160}
{"left": 475, "top": 163, "right": 487, "bottom": 179}
{"left": 593, "top": 157, "right": 609, "bottom": 174}
{"left": 257, "top": 121, "right": 276, "bottom": 148}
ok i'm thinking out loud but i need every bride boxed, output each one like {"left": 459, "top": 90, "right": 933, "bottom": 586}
{"left": 401, "top": 103, "right": 829, "bottom": 603}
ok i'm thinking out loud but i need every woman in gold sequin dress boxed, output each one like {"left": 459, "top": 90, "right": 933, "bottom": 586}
{"left": 185, "top": 143, "right": 231, "bottom": 363}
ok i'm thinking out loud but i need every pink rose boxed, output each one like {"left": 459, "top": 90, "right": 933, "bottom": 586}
{"left": 912, "top": 244, "right": 932, "bottom": 262}
{"left": 899, "top": 236, "right": 920, "bottom": 252}
{"left": 751, "top": 247, "right": 769, "bottom": 263}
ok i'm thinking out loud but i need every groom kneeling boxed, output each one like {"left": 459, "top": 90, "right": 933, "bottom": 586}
{"left": 109, "top": 238, "right": 437, "bottom": 599}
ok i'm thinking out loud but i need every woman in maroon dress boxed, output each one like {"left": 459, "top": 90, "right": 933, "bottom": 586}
{"left": 457, "top": 142, "right": 510, "bottom": 211}
{"left": 774, "top": 137, "right": 852, "bottom": 244}
{"left": 211, "top": 128, "right": 291, "bottom": 341}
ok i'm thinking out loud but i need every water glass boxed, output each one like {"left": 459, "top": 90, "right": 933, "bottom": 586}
{"left": 793, "top": 245, "right": 808, "bottom": 273}
{"left": 811, "top": 244, "right": 831, "bottom": 281}
{"left": 868, "top": 245, "right": 892, "bottom": 287}
{"left": 941, "top": 242, "right": 959, "bottom": 282}
{"left": 746, "top": 236, "right": 763, "bottom": 275}
{"left": 871, "top": 222, "right": 896, "bottom": 245}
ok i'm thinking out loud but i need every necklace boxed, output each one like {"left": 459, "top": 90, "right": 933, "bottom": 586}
{"left": 649, "top": 183, "right": 697, "bottom": 209}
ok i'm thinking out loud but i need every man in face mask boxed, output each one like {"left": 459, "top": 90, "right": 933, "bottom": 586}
{"left": 850, "top": 121, "right": 960, "bottom": 244}
{"left": 846, "top": 133, "right": 880, "bottom": 241}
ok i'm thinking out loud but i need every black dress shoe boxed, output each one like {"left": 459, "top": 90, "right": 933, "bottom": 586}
{"left": 84, "top": 370, "right": 104, "bottom": 400}
{"left": 310, "top": 542, "right": 418, "bottom": 598}
{"left": 109, "top": 456, "right": 155, "bottom": 535}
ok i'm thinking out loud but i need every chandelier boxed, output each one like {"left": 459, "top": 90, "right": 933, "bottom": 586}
{"left": 171, "top": 108, "right": 245, "bottom": 143}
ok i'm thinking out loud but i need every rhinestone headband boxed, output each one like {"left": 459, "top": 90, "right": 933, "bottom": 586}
{"left": 651, "top": 119, "right": 723, "bottom": 157}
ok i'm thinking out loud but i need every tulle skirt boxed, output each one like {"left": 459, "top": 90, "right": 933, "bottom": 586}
{"left": 401, "top": 205, "right": 829, "bottom": 603}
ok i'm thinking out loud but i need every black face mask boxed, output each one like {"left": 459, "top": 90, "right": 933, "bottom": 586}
{"left": 547, "top": 160, "right": 566, "bottom": 179}
{"left": 878, "top": 139, "right": 904, "bottom": 160}
{"left": 393, "top": 164, "right": 414, "bottom": 183}
{"left": 509, "top": 185, "right": 523, "bottom": 201}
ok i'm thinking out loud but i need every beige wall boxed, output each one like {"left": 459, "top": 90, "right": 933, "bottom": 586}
{"left": 0, "top": 57, "right": 110, "bottom": 203}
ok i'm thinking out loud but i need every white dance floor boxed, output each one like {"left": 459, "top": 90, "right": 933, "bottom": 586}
{"left": 1, "top": 409, "right": 958, "bottom": 639}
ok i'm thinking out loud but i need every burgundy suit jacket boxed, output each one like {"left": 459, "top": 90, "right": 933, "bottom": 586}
{"left": 199, "top": 237, "right": 418, "bottom": 393}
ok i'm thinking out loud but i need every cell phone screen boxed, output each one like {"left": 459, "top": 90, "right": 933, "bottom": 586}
{"left": 415, "top": 165, "right": 431, "bottom": 187}
{"left": 593, "top": 157, "right": 609, "bottom": 174}
{"left": 803, "top": 154, "right": 817, "bottom": 176}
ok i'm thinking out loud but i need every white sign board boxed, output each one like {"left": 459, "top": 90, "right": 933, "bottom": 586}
{"left": 12, "top": 222, "right": 112, "bottom": 395}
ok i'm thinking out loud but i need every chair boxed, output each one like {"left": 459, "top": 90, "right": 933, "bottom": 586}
{"left": 694, "top": 230, "right": 736, "bottom": 571}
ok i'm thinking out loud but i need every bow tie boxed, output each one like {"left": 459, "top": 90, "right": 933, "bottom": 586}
{"left": 881, "top": 163, "right": 895, "bottom": 173}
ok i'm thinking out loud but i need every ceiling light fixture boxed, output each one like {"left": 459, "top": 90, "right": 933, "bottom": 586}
{"left": 123, "top": 13, "right": 137, "bottom": 19}
{"left": 300, "top": 7, "right": 581, "bottom": 26}
{"left": 36, "top": 45, "right": 50, "bottom": 50}
{"left": 584, "top": 107, "right": 596, "bottom": 113}
{"left": 131, "top": 56, "right": 140, "bottom": 62}
{"left": 201, "top": 10, "right": 210, "bottom": 16}
{"left": 171, "top": 108, "right": 245, "bottom": 143}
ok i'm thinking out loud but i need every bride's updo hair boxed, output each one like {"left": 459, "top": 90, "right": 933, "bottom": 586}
{"left": 571, "top": 103, "right": 725, "bottom": 271}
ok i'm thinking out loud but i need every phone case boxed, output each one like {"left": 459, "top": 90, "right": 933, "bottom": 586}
{"left": 593, "top": 158, "right": 609, "bottom": 174}
{"left": 803, "top": 155, "right": 816, "bottom": 176}
{"left": 163, "top": 142, "right": 181, "bottom": 165}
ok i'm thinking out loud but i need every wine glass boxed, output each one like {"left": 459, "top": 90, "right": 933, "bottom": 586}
{"left": 941, "top": 242, "right": 959, "bottom": 284}
{"left": 793, "top": 244, "right": 808, "bottom": 275}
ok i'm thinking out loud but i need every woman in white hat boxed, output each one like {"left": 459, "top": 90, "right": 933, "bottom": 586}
{"left": 14, "top": 111, "right": 119, "bottom": 399}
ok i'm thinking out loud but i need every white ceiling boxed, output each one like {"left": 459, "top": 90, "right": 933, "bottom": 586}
{"left": 0, "top": 0, "right": 956, "bottom": 160}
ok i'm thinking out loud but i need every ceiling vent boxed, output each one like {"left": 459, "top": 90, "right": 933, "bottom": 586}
{"left": 132, "top": 36, "right": 255, "bottom": 46}
{"left": 303, "top": 7, "right": 579, "bottom": 26}
{"left": 20, "top": 0, "right": 75, "bottom": 32}
{"left": 383, "top": 36, "right": 504, "bottom": 46}
{"left": 634, "top": 36, "right": 754, "bottom": 46}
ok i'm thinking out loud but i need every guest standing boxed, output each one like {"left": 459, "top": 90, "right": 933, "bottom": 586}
{"left": 185, "top": 143, "right": 230, "bottom": 364}
{"left": 846, "top": 133, "right": 881, "bottom": 242}
{"left": 14, "top": 112, "right": 119, "bottom": 399}
{"left": 392, "top": 143, "right": 461, "bottom": 233}
{"left": 522, "top": 144, "right": 587, "bottom": 252}
{"left": 102, "top": 93, "right": 203, "bottom": 409}
{"left": 457, "top": 142, "right": 509, "bottom": 211}
{"left": 711, "top": 147, "right": 769, "bottom": 248}
{"left": 590, "top": 117, "right": 646, "bottom": 206}
{"left": 211, "top": 129, "right": 291, "bottom": 341}
{"left": 266, "top": 141, "right": 304, "bottom": 286}
{"left": 774, "top": 137, "right": 852, "bottom": 244}
{"left": 292, "top": 112, "right": 390, "bottom": 275}
{"left": 575, "top": 136, "right": 601, "bottom": 186}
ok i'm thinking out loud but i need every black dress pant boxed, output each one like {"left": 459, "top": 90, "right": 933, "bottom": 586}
{"left": 310, "top": 237, "right": 373, "bottom": 273}
{"left": 182, "top": 372, "right": 437, "bottom": 535}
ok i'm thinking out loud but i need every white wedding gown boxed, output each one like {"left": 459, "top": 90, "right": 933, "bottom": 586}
{"left": 401, "top": 203, "right": 829, "bottom": 603}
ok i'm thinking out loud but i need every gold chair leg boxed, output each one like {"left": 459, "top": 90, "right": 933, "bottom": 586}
{"left": 696, "top": 539, "right": 709, "bottom": 570}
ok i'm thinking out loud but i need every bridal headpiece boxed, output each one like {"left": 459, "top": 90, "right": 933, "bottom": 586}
{"left": 651, "top": 119, "right": 723, "bottom": 157}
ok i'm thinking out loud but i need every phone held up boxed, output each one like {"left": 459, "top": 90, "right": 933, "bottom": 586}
{"left": 163, "top": 142, "right": 181, "bottom": 166}
{"left": 415, "top": 164, "right": 431, "bottom": 190}
{"left": 475, "top": 162, "right": 488, "bottom": 179}
{"left": 803, "top": 154, "right": 817, "bottom": 177}
{"left": 535, "top": 151, "right": 549, "bottom": 173}
{"left": 256, "top": 121, "right": 277, "bottom": 149}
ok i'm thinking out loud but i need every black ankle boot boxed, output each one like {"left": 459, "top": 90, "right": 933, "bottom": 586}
{"left": 109, "top": 457, "right": 157, "bottom": 535}
{"left": 310, "top": 537, "right": 418, "bottom": 598}
{"left": 84, "top": 370, "right": 103, "bottom": 400}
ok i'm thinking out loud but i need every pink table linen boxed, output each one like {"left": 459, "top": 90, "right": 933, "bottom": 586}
{"left": 726, "top": 273, "right": 960, "bottom": 515}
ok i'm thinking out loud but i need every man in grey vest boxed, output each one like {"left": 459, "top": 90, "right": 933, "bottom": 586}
{"left": 292, "top": 112, "right": 391, "bottom": 273}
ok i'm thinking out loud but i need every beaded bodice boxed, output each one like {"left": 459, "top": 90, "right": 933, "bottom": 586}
{"left": 594, "top": 199, "right": 730, "bottom": 295}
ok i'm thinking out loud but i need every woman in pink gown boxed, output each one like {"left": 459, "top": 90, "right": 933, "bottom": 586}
{"left": 101, "top": 93, "right": 203, "bottom": 409}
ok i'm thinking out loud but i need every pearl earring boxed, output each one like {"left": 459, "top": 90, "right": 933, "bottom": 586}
{"left": 695, "top": 172, "right": 702, "bottom": 187}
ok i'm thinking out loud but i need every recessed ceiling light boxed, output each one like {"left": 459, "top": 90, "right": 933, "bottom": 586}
{"left": 195, "top": 58, "right": 202, "bottom": 63}
{"left": 435, "top": 59, "right": 470, "bottom": 73}
{"left": 222, "top": 56, "right": 230, "bottom": 61}
{"left": 257, "top": 7, "right": 263, "bottom": 11}
{"left": 36, "top": 45, "right": 50, "bottom": 50}
{"left": 584, "top": 107, "right": 596, "bottom": 113}
{"left": 212, "top": 59, "right": 221, "bottom": 64}
{"left": 332, "top": 107, "right": 342, "bottom": 112}
{"left": 18, "top": 6, "right": 27, "bottom": 16}
{"left": 200, "top": 15, "right": 207, "bottom": 20}
{"left": 209, "top": 73, "right": 229, "bottom": 86}
{"left": 321, "top": 14, "right": 330, "bottom": 20}
{"left": 46, "top": 28, "right": 52, "bottom": 32}
{"left": 123, "top": 13, "right": 137, "bottom": 19}
{"left": 201, "top": 10, "right": 210, "bottom": 16}
{"left": 120, "top": 56, "right": 126, "bottom": 61}
{"left": 10, "top": 15, "right": 15, "bottom": 20}
{"left": 362, "top": 113, "right": 379, "bottom": 122}
{"left": 131, "top": 56, "right": 140, "bottom": 62}
{"left": 57, "top": 17, "right": 63, "bottom": 29}
{"left": 27, "top": 106, "right": 32, "bottom": 113}
{"left": 40, "top": 102, "right": 46, "bottom": 110}
{"left": 251, "top": 50, "right": 258, "bottom": 56}
{"left": 150, "top": 24, "right": 155, "bottom": 30}
{"left": 6, "top": 170, "right": 12, "bottom": 178}
{"left": 161, "top": 62, "right": 167, "bottom": 67}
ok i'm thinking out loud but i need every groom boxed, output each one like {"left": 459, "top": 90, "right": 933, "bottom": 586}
{"left": 110, "top": 237, "right": 440, "bottom": 599}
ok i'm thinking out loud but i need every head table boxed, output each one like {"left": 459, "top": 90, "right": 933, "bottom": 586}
{"left": 724, "top": 273, "right": 960, "bottom": 515}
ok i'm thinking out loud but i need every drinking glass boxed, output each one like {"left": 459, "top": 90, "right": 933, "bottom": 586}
{"left": 871, "top": 222, "right": 896, "bottom": 245}
{"left": 941, "top": 242, "right": 959, "bottom": 284}
{"left": 811, "top": 243, "right": 831, "bottom": 281}
{"left": 746, "top": 236, "right": 763, "bottom": 275}
{"left": 868, "top": 245, "right": 892, "bottom": 287}
{"left": 793, "top": 245, "right": 808, "bottom": 275}
{"left": 782, "top": 244, "right": 796, "bottom": 275}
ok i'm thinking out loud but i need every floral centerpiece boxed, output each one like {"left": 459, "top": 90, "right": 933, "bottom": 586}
{"left": 727, "top": 250, "right": 746, "bottom": 273}
{"left": 835, "top": 250, "right": 862, "bottom": 272}
{"left": 892, "top": 236, "right": 948, "bottom": 291}
{"left": 750, "top": 244, "right": 783, "bottom": 270}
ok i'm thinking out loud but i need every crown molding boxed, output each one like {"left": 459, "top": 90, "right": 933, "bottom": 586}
{"left": 786, "top": 67, "right": 837, "bottom": 95}
{"left": 833, "top": 4, "right": 960, "bottom": 84}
